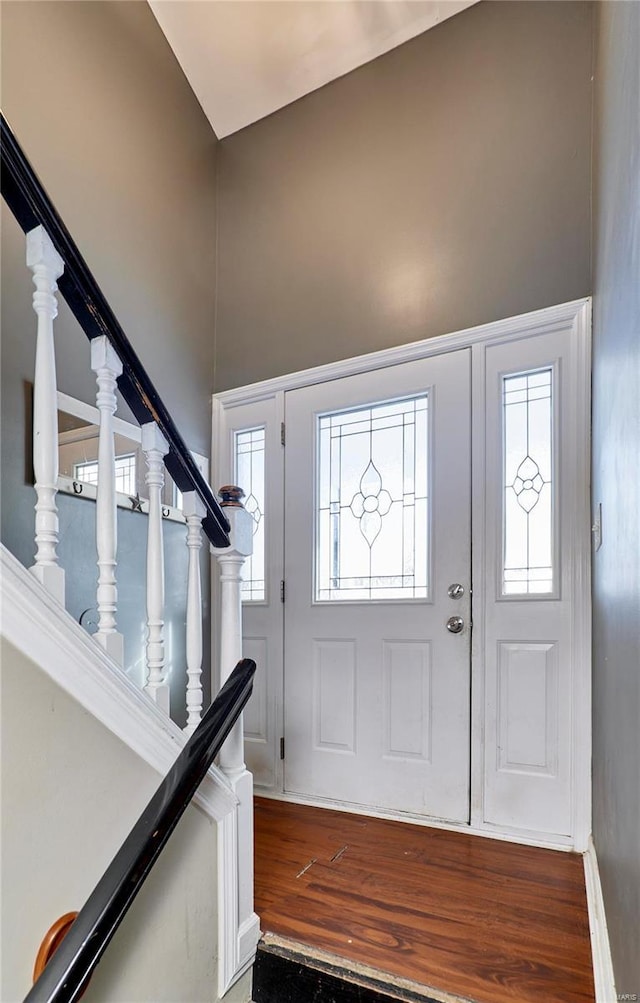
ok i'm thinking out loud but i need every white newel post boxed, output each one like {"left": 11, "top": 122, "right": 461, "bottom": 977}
{"left": 212, "top": 488, "right": 260, "bottom": 994}
{"left": 183, "top": 491, "right": 205, "bottom": 736}
{"left": 215, "top": 500, "right": 253, "bottom": 778}
{"left": 27, "top": 226, "right": 65, "bottom": 604}
{"left": 142, "top": 422, "right": 170, "bottom": 713}
{"left": 90, "top": 337, "right": 124, "bottom": 664}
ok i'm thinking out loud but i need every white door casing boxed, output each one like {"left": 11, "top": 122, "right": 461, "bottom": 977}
{"left": 213, "top": 298, "right": 591, "bottom": 849}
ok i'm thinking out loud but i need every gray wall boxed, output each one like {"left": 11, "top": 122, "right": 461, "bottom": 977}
{"left": 1, "top": 2, "right": 218, "bottom": 723}
{"left": 215, "top": 0, "right": 592, "bottom": 391}
{"left": 1, "top": 0, "right": 218, "bottom": 454}
{"left": 591, "top": 1, "right": 640, "bottom": 994}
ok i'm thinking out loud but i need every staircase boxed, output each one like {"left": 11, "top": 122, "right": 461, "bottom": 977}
{"left": 1, "top": 114, "right": 259, "bottom": 1001}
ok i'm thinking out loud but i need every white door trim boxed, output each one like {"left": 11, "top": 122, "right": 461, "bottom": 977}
{"left": 213, "top": 298, "right": 592, "bottom": 850}
{"left": 215, "top": 299, "right": 590, "bottom": 406}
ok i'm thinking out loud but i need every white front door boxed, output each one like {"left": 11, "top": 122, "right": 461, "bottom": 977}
{"left": 283, "top": 350, "right": 471, "bottom": 822}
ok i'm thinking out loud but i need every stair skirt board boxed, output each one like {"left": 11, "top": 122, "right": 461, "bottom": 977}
{"left": 252, "top": 935, "right": 471, "bottom": 1003}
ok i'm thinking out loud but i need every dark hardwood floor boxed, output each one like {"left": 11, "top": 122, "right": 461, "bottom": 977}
{"left": 254, "top": 797, "right": 595, "bottom": 1003}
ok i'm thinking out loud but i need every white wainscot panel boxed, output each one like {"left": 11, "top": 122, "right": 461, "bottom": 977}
{"left": 242, "top": 637, "right": 268, "bottom": 743}
{"left": 313, "top": 639, "right": 356, "bottom": 753}
{"left": 497, "top": 642, "right": 558, "bottom": 777}
{"left": 382, "top": 641, "right": 432, "bottom": 761}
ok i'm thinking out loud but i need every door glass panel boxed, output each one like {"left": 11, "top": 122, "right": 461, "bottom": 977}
{"left": 235, "top": 427, "right": 265, "bottom": 602}
{"left": 316, "top": 395, "right": 429, "bottom": 601}
{"left": 502, "top": 368, "right": 554, "bottom": 595}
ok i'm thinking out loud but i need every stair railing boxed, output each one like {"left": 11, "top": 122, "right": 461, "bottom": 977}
{"left": 1, "top": 114, "right": 229, "bottom": 545}
{"left": 25, "top": 657, "right": 257, "bottom": 1003}
{"left": 1, "top": 110, "right": 233, "bottom": 723}
{"left": 2, "top": 112, "right": 261, "bottom": 991}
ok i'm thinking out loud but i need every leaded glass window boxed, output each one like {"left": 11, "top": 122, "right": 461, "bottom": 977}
{"left": 234, "top": 427, "right": 265, "bottom": 602}
{"left": 502, "top": 368, "right": 554, "bottom": 595}
{"left": 316, "top": 395, "right": 429, "bottom": 602}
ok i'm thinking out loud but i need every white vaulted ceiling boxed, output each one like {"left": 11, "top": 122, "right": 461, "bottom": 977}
{"left": 148, "top": 1, "right": 479, "bottom": 138}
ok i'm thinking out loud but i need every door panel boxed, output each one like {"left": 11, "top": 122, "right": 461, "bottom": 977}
{"left": 283, "top": 350, "right": 471, "bottom": 822}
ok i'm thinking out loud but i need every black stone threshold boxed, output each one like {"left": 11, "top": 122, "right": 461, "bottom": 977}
{"left": 252, "top": 933, "right": 476, "bottom": 1003}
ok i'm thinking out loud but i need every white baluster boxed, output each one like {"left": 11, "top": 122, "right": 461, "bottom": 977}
{"left": 141, "top": 422, "right": 170, "bottom": 713}
{"left": 212, "top": 491, "right": 258, "bottom": 983}
{"left": 90, "top": 336, "right": 124, "bottom": 664}
{"left": 183, "top": 491, "right": 205, "bottom": 736}
{"left": 27, "top": 226, "right": 65, "bottom": 604}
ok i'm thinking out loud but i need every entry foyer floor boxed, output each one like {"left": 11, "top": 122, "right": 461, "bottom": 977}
{"left": 254, "top": 797, "right": 595, "bottom": 1003}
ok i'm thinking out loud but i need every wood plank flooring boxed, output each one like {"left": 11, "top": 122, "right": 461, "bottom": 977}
{"left": 254, "top": 798, "right": 595, "bottom": 1003}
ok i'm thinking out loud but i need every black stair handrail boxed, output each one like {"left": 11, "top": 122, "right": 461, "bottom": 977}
{"left": 24, "top": 657, "right": 256, "bottom": 1003}
{"left": 0, "top": 111, "right": 230, "bottom": 548}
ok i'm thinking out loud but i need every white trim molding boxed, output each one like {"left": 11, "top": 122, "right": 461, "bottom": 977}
{"left": 256, "top": 789, "right": 575, "bottom": 852}
{"left": 217, "top": 774, "right": 261, "bottom": 996}
{"left": 215, "top": 298, "right": 591, "bottom": 407}
{"left": 0, "top": 544, "right": 236, "bottom": 822}
{"left": 584, "top": 837, "right": 617, "bottom": 1003}
{"left": 570, "top": 298, "right": 593, "bottom": 853}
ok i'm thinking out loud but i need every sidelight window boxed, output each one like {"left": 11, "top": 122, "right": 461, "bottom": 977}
{"left": 235, "top": 426, "right": 266, "bottom": 602}
{"left": 502, "top": 368, "right": 554, "bottom": 595}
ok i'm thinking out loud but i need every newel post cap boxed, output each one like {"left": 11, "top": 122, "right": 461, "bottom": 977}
{"left": 212, "top": 486, "right": 253, "bottom": 557}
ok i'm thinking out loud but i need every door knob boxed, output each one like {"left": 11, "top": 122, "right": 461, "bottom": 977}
{"left": 446, "top": 615, "right": 464, "bottom": 634}
{"left": 447, "top": 583, "right": 465, "bottom": 599}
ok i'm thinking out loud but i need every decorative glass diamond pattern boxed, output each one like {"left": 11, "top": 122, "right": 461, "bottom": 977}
{"left": 349, "top": 461, "right": 393, "bottom": 546}
{"left": 234, "top": 427, "right": 265, "bottom": 602}
{"left": 316, "top": 395, "right": 429, "bottom": 601}
{"left": 511, "top": 456, "right": 545, "bottom": 513}
{"left": 244, "top": 492, "right": 262, "bottom": 533}
{"left": 502, "top": 369, "right": 554, "bottom": 595}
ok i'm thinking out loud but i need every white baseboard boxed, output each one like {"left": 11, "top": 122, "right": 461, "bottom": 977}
{"left": 584, "top": 837, "right": 617, "bottom": 1003}
{"left": 256, "top": 788, "right": 575, "bottom": 852}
